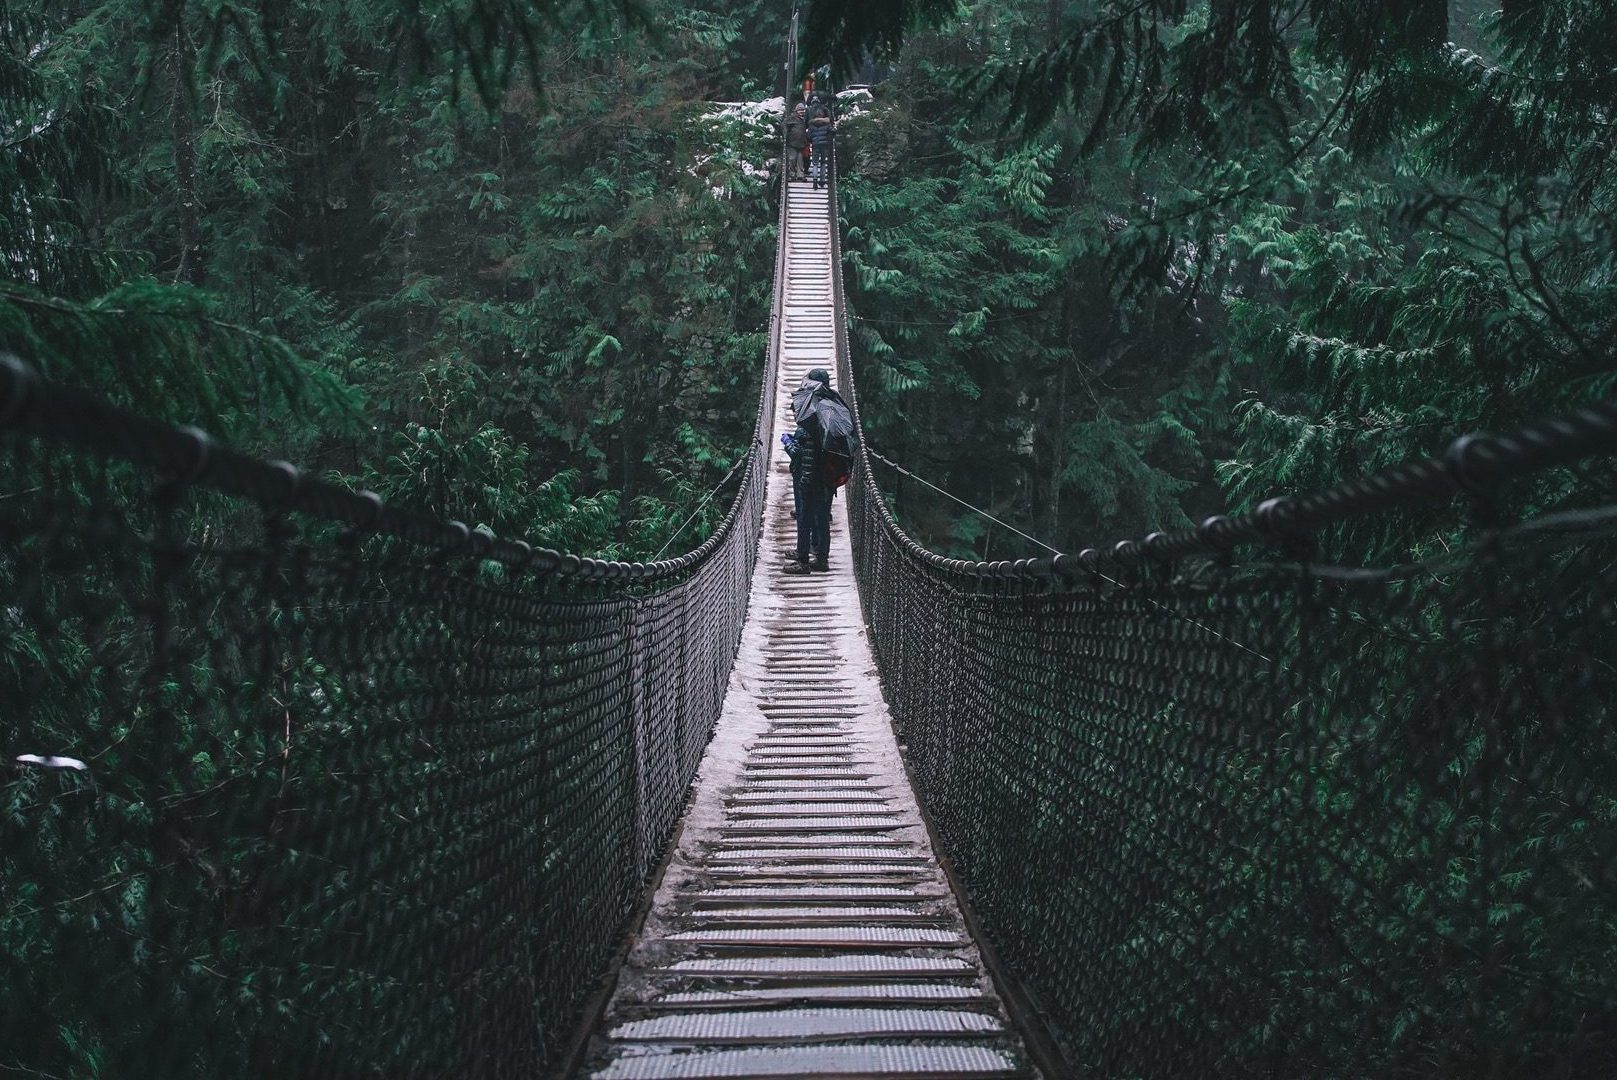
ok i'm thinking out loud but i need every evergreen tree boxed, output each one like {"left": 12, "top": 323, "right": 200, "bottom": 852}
{"left": 2, "top": 0, "right": 788, "bottom": 554}
{"left": 828, "top": 0, "right": 1616, "bottom": 562}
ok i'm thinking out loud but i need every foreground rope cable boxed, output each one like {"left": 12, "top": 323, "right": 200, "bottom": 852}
{"left": 1, "top": 25, "right": 797, "bottom": 1077}
{"left": 652, "top": 440, "right": 759, "bottom": 561}
{"left": 824, "top": 161, "right": 1617, "bottom": 1075}
{"left": 865, "top": 445, "right": 1061, "bottom": 556}
{"left": 867, "top": 447, "right": 1280, "bottom": 667}
{"left": 0, "top": 243, "right": 781, "bottom": 1080}
{"left": 0, "top": 353, "right": 771, "bottom": 1077}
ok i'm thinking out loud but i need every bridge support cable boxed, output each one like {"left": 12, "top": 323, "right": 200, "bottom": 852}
{"left": 0, "top": 185, "right": 778, "bottom": 1080}
{"left": 832, "top": 158, "right": 1617, "bottom": 1073}
{"left": 864, "top": 446, "right": 1064, "bottom": 557}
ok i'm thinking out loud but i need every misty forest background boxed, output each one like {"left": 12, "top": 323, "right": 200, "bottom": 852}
{"left": 5, "top": 0, "right": 1614, "bottom": 562}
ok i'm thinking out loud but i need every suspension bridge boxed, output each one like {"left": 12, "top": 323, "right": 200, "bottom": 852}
{"left": 5, "top": 23, "right": 1617, "bottom": 1080}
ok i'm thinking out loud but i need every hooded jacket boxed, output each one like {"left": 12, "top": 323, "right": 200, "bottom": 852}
{"left": 786, "top": 372, "right": 852, "bottom": 492}
{"left": 807, "top": 111, "right": 833, "bottom": 148}
{"left": 785, "top": 106, "right": 808, "bottom": 150}
{"left": 790, "top": 372, "right": 848, "bottom": 424}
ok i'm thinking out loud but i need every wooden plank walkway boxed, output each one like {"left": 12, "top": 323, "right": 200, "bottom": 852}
{"left": 578, "top": 179, "right": 1030, "bottom": 1079}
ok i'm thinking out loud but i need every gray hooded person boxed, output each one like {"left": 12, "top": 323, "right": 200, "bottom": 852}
{"left": 785, "top": 103, "right": 808, "bottom": 180}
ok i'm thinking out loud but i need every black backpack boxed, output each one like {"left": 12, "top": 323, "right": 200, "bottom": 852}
{"left": 813, "top": 399, "right": 857, "bottom": 489}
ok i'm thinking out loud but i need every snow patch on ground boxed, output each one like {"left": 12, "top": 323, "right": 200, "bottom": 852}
{"left": 708, "top": 96, "right": 786, "bottom": 123}
{"left": 692, "top": 95, "right": 783, "bottom": 196}
{"left": 834, "top": 88, "right": 873, "bottom": 123}
{"left": 694, "top": 89, "right": 873, "bottom": 197}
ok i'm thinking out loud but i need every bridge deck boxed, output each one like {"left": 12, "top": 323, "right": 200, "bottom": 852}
{"left": 580, "top": 180, "right": 1030, "bottom": 1078}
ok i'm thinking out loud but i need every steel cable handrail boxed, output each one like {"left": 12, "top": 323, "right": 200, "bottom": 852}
{"left": 826, "top": 145, "right": 1617, "bottom": 1078}
{"left": 842, "top": 348, "right": 1617, "bottom": 577}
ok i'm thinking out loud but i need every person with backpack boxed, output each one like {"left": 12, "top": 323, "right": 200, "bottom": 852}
{"left": 806, "top": 99, "right": 833, "bottom": 189}
{"left": 781, "top": 368, "right": 855, "bottom": 573}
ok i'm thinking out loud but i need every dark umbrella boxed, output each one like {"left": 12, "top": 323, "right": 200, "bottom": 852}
{"left": 807, "top": 394, "right": 857, "bottom": 459}
{"left": 792, "top": 373, "right": 850, "bottom": 425}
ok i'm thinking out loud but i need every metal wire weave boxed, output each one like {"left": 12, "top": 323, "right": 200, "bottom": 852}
{"left": 0, "top": 26, "right": 804, "bottom": 1078}
{"left": 824, "top": 161, "right": 1617, "bottom": 1074}
{"left": 0, "top": 210, "right": 779, "bottom": 1080}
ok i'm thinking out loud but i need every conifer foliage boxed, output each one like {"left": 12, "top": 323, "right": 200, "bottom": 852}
{"left": 5, "top": 0, "right": 1617, "bottom": 1071}
{"left": 2, "top": 0, "right": 780, "bottom": 554}
{"left": 3, "top": 4, "right": 783, "bottom": 1074}
{"left": 822, "top": 0, "right": 1616, "bottom": 563}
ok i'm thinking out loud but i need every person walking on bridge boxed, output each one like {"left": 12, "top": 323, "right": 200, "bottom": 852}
{"left": 782, "top": 368, "right": 854, "bottom": 574}
{"left": 806, "top": 99, "right": 833, "bottom": 189}
{"left": 785, "top": 102, "right": 808, "bottom": 181}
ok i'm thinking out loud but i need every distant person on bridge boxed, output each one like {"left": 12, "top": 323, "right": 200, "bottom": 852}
{"left": 782, "top": 368, "right": 855, "bottom": 574}
{"left": 807, "top": 98, "right": 833, "bottom": 189}
{"left": 785, "top": 102, "right": 808, "bottom": 181}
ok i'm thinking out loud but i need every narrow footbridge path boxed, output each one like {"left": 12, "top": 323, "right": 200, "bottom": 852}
{"left": 581, "top": 180, "right": 1029, "bottom": 1078}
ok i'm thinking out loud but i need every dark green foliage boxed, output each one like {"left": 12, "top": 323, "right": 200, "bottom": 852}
{"left": 833, "top": 0, "right": 1615, "bottom": 566}
{"left": 3, "top": 4, "right": 783, "bottom": 1073}
{"left": 6, "top": 0, "right": 1617, "bottom": 1073}
{"left": 837, "top": 8, "right": 1230, "bottom": 556}
{"left": 830, "top": 5, "right": 1617, "bottom": 1075}
{"left": 802, "top": 0, "right": 964, "bottom": 78}
{"left": 3, "top": 0, "right": 781, "bottom": 554}
{"left": 0, "top": 280, "right": 359, "bottom": 440}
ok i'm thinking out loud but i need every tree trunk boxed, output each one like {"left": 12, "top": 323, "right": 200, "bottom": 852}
{"left": 1417, "top": 0, "right": 1450, "bottom": 49}
{"left": 171, "top": 21, "right": 203, "bottom": 285}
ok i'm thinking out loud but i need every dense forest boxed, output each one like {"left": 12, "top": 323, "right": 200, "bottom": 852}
{"left": 3, "top": 0, "right": 784, "bottom": 558}
{"left": 6, "top": 0, "right": 1613, "bottom": 560}
{"left": 6, "top": 3, "right": 1616, "bottom": 1077}
{"left": 835, "top": 0, "right": 1616, "bottom": 559}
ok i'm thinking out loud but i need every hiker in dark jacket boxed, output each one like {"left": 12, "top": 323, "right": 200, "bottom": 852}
{"left": 782, "top": 368, "right": 840, "bottom": 573}
{"left": 784, "top": 103, "right": 808, "bottom": 180}
{"left": 806, "top": 103, "right": 833, "bottom": 189}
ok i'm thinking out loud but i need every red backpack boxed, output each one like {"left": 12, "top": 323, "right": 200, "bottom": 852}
{"left": 820, "top": 451, "right": 852, "bottom": 489}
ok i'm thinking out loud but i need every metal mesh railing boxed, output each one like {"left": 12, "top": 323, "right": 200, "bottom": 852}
{"left": 826, "top": 161, "right": 1617, "bottom": 1074}
{"left": 0, "top": 343, "right": 770, "bottom": 1077}
{"left": 0, "top": 340, "right": 772, "bottom": 1077}
{"left": 0, "top": 76, "right": 789, "bottom": 1071}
